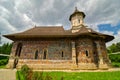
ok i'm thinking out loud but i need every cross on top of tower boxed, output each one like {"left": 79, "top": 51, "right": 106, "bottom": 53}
{"left": 75, "top": 7, "right": 78, "bottom": 12}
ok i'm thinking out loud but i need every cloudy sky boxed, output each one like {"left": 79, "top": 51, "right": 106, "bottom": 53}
{"left": 0, "top": 0, "right": 120, "bottom": 46}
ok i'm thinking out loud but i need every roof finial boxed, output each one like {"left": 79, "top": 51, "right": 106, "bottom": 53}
{"left": 34, "top": 25, "right": 37, "bottom": 27}
{"left": 75, "top": 7, "right": 78, "bottom": 11}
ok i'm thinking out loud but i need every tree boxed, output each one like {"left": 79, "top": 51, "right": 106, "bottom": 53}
{"left": 0, "top": 43, "right": 12, "bottom": 59}
{"left": 108, "top": 43, "right": 117, "bottom": 53}
{"left": 107, "top": 42, "right": 120, "bottom": 53}
{"left": 116, "top": 42, "right": 120, "bottom": 52}
{"left": 1, "top": 43, "right": 12, "bottom": 55}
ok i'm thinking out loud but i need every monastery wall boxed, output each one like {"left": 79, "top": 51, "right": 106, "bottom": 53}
{"left": 76, "top": 38, "right": 94, "bottom": 63}
{"left": 11, "top": 39, "right": 72, "bottom": 60}
{"left": 7, "top": 38, "right": 110, "bottom": 70}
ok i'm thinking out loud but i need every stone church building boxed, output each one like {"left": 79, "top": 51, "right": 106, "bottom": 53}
{"left": 4, "top": 8, "right": 114, "bottom": 70}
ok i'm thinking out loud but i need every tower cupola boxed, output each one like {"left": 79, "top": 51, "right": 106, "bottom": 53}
{"left": 69, "top": 7, "right": 86, "bottom": 33}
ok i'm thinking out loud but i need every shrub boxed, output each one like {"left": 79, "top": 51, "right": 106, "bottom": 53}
{"left": 109, "top": 54, "right": 120, "bottom": 68}
{"left": 21, "top": 64, "right": 33, "bottom": 80}
{"left": 111, "top": 62, "right": 120, "bottom": 67}
{"left": 109, "top": 54, "right": 120, "bottom": 62}
{"left": 32, "top": 72, "right": 44, "bottom": 80}
{"left": 17, "top": 65, "right": 65, "bottom": 80}
{"left": 0, "top": 59, "right": 8, "bottom": 65}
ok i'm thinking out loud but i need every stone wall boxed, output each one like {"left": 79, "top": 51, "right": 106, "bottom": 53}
{"left": 98, "top": 40, "right": 110, "bottom": 63}
{"left": 17, "top": 59, "right": 74, "bottom": 70}
{"left": 76, "top": 38, "right": 94, "bottom": 63}
{"left": 7, "top": 37, "right": 110, "bottom": 70}
{"left": 11, "top": 39, "right": 72, "bottom": 60}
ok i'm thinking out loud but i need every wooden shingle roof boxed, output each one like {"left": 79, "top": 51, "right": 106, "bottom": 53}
{"left": 3, "top": 26, "right": 114, "bottom": 42}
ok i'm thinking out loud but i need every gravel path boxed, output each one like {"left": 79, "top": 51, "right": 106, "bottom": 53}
{"left": 0, "top": 69, "right": 16, "bottom": 80}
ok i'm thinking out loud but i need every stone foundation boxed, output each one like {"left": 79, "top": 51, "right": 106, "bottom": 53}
{"left": 6, "top": 59, "right": 109, "bottom": 70}
{"left": 78, "top": 63, "right": 97, "bottom": 70}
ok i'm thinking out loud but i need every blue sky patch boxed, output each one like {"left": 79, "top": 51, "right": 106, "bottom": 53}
{"left": 98, "top": 23, "right": 120, "bottom": 35}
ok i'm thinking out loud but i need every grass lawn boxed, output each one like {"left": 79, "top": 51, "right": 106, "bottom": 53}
{"left": 0, "top": 65, "right": 6, "bottom": 68}
{"left": 0, "top": 58, "right": 8, "bottom": 69}
{"left": 17, "top": 71, "right": 120, "bottom": 80}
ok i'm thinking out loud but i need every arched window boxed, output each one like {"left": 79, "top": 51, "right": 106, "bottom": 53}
{"left": 62, "top": 51, "right": 64, "bottom": 57}
{"left": 93, "top": 42, "right": 97, "bottom": 49}
{"left": 85, "top": 50, "right": 89, "bottom": 57}
{"left": 78, "top": 19, "right": 80, "bottom": 23}
{"left": 15, "top": 43, "right": 22, "bottom": 57}
{"left": 43, "top": 49, "right": 47, "bottom": 59}
{"left": 35, "top": 50, "right": 38, "bottom": 59}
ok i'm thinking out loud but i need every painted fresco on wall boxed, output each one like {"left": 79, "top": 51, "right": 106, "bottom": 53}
{"left": 13, "top": 39, "right": 72, "bottom": 60}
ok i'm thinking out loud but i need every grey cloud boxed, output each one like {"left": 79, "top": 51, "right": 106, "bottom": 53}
{"left": 83, "top": 0, "right": 120, "bottom": 25}
{"left": 0, "top": 0, "right": 120, "bottom": 45}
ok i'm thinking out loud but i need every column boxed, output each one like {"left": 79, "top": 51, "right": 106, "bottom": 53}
{"left": 95, "top": 41, "right": 108, "bottom": 69}
{"left": 95, "top": 41, "right": 103, "bottom": 64}
{"left": 71, "top": 42, "right": 76, "bottom": 64}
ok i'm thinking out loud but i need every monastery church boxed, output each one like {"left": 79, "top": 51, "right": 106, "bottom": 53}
{"left": 4, "top": 7, "right": 114, "bottom": 70}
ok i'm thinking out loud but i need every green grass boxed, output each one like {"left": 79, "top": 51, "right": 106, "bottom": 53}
{"left": 44, "top": 71, "right": 120, "bottom": 80}
{"left": 16, "top": 71, "right": 26, "bottom": 80}
{"left": 0, "top": 58, "right": 8, "bottom": 69}
{"left": 0, "top": 65, "right": 6, "bottom": 68}
{"left": 17, "top": 71, "right": 120, "bottom": 80}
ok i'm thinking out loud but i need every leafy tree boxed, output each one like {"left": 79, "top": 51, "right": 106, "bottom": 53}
{"left": 0, "top": 43, "right": 12, "bottom": 55}
{"left": 0, "top": 43, "right": 12, "bottom": 60}
{"left": 108, "top": 43, "right": 116, "bottom": 53}
{"left": 107, "top": 42, "right": 120, "bottom": 53}
{"left": 116, "top": 42, "right": 120, "bottom": 52}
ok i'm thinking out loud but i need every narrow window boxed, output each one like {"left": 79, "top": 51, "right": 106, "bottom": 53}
{"left": 85, "top": 50, "right": 89, "bottom": 56}
{"left": 62, "top": 51, "right": 64, "bottom": 57}
{"left": 43, "top": 50, "right": 47, "bottom": 59}
{"left": 35, "top": 50, "right": 38, "bottom": 59}
{"left": 78, "top": 19, "right": 80, "bottom": 23}
{"left": 93, "top": 42, "right": 97, "bottom": 47}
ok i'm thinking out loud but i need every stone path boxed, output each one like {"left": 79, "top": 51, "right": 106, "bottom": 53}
{"left": 0, "top": 69, "right": 16, "bottom": 80}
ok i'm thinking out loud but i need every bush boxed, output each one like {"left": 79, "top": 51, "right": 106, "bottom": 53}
{"left": 111, "top": 62, "right": 120, "bottom": 68}
{"left": 109, "top": 54, "right": 120, "bottom": 67}
{"left": 21, "top": 64, "right": 33, "bottom": 80}
{"left": 17, "top": 65, "right": 64, "bottom": 80}
{"left": 0, "top": 56, "right": 8, "bottom": 60}
{"left": 0, "top": 59, "right": 8, "bottom": 65}
{"left": 16, "top": 71, "right": 25, "bottom": 80}
{"left": 32, "top": 72, "right": 44, "bottom": 80}
{"left": 109, "top": 54, "right": 120, "bottom": 62}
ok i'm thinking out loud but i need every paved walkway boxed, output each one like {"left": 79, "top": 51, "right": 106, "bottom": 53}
{"left": 0, "top": 69, "right": 16, "bottom": 80}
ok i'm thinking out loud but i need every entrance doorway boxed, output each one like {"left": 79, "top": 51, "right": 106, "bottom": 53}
{"left": 15, "top": 43, "right": 22, "bottom": 57}
{"left": 14, "top": 43, "right": 22, "bottom": 68}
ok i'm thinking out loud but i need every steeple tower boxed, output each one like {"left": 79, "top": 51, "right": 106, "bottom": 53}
{"left": 69, "top": 7, "right": 86, "bottom": 33}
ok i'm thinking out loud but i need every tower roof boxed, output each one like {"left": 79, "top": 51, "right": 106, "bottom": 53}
{"left": 69, "top": 7, "right": 86, "bottom": 21}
